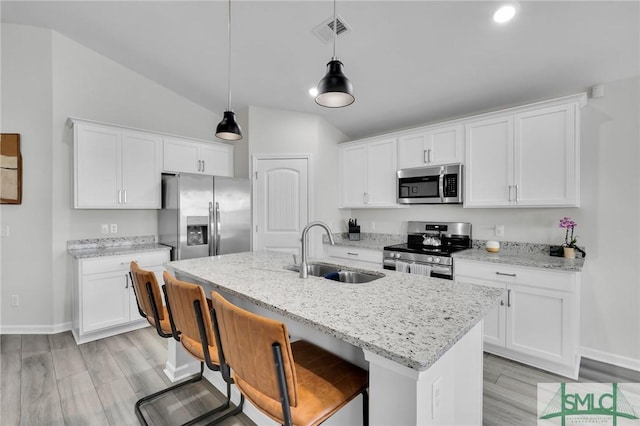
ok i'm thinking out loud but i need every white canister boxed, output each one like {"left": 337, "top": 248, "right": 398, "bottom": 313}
{"left": 485, "top": 240, "right": 500, "bottom": 253}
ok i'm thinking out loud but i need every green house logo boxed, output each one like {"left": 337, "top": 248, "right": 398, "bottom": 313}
{"left": 539, "top": 383, "right": 640, "bottom": 425}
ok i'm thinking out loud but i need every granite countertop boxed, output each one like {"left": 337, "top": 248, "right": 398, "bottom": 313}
{"left": 454, "top": 240, "right": 585, "bottom": 272}
{"left": 323, "top": 233, "right": 404, "bottom": 250}
{"left": 165, "top": 250, "right": 504, "bottom": 371}
{"left": 67, "top": 236, "right": 171, "bottom": 259}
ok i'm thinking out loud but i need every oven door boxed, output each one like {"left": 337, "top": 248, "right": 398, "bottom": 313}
{"left": 383, "top": 256, "right": 453, "bottom": 280}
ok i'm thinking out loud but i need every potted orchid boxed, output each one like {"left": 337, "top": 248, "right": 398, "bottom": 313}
{"left": 559, "top": 217, "right": 577, "bottom": 258}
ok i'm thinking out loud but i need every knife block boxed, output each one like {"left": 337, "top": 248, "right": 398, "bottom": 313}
{"left": 348, "top": 225, "right": 361, "bottom": 241}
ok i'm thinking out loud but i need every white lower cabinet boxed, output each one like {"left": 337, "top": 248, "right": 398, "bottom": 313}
{"left": 455, "top": 259, "right": 581, "bottom": 379}
{"left": 324, "top": 245, "right": 383, "bottom": 266}
{"left": 72, "top": 250, "right": 170, "bottom": 344}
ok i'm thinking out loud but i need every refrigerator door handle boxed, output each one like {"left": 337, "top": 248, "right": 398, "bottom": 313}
{"left": 215, "top": 202, "right": 221, "bottom": 255}
{"left": 208, "top": 202, "right": 215, "bottom": 256}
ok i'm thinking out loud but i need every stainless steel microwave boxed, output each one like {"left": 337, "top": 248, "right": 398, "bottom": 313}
{"left": 397, "top": 163, "right": 463, "bottom": 204}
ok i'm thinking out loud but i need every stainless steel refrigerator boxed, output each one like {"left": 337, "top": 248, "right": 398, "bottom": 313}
{"left": 158, "top": 173, "right": 251, "bottom": 260}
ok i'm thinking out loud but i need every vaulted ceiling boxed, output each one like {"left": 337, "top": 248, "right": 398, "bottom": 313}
{"left": 2, "top": 1, "right": 638, "bottom": 139}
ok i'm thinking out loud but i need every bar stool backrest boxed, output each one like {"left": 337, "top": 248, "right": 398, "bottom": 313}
{"left": 130, "top": 261, "right": 165, "bottom": 323}
{"left": 163, "top": 271, "right": 217, "bottom": 352}
{"left": 211, "top": 291, "right": 299, "bottom": 407}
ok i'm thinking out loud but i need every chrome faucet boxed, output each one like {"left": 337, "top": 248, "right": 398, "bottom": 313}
{"left": 300, "top": 221, "right": 335, "bottom": 278}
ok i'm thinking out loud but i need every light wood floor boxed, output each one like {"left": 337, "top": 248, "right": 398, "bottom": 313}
{"left": 2, "top": 328, "right": 639, "bottom": 425}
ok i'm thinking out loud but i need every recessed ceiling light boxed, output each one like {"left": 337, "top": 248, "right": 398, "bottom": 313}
{"left": 309, "top": 87, "right": 319, "bottom": 97}
{"left": 493, "top": 5, "right": 516, "bottom": 23}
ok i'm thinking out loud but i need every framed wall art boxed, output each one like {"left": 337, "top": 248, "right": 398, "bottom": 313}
{"left": 1, "top": 133, "right": 22, "bottom": 204}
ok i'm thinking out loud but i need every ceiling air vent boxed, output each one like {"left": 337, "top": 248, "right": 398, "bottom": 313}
{"left": 312, "top": 14, "right": 351, "bottom": 44}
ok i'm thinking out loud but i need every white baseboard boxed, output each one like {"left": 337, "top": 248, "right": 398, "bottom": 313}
{"left": 581, "top": 346, "right": 640, "bottom": 372}
{"left": 0, "top": 322, "right": 72, "bottom": 334}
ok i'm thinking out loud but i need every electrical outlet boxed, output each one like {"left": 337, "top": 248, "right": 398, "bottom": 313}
{"left": 432, "top": 377, "right": 442, "bottom": 420}
{"left": 370, "top": 221, "right": 375, "bottom": 230}
{"left": 101, "top": 224, "right": 109, "bottom": 234}
{"left": 495, "top": 225, "right": 504, "bottom": 237}
{"left": 11, "top": 295, "right": 19, "bottom": 307}
{"left": 110, "top": 224, "right": 118, "bottom": 233}
{"left": 0, "top": 225, "right": 9, "bottom": 237}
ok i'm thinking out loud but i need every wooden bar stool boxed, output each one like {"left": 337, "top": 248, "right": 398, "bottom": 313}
{"left": 163, "top": 271, "right": 244, "bottom": 425}
{"left": 210, "top": 291, "right": 369, "bottom": 426}
{"left": 129, "top": 262, "right": 229, "bottom": 426}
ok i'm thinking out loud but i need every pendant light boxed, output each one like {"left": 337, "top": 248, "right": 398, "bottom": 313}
{"left": 216, "top": 0, "right": 242, "bottom": 140}
{"left": 315, "top": 0, "right": 354, "bottom": 108}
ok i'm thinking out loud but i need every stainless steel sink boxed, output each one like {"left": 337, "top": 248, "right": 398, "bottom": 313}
{"left": 286, "top": 263, "right": 384, "bottom": 283}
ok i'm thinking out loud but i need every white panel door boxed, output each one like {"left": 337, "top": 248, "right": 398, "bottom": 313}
{"left": 366, "top": 138, "right": 397, "bottom": 206}
{"left": 254, "top": 158, "right": 309, "bottom": 255}
{"left": 464, "top": 116, "right": 514, "bottom": 207}
{"left": 515, "top": 104, "right": 577, "bottom": 206}
{"left": 75, "top": 124, "right": 121, "bottom": 208}
{"left": 122, "top": 131, "right": 161, "bottom": 208}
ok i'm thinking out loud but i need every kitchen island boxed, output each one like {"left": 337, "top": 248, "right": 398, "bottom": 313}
{"left": 164, "top": 251, "right": 504, "bottom": 425}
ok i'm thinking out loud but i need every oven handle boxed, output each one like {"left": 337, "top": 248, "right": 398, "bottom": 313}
{"left": 383, "top": 258, "right": 451, "bottom": 273}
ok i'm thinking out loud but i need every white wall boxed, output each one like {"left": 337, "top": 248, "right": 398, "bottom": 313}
{"left": 1, "top": 23, "right": 223, "bottom": 330}
{"left": 348, "top": 76, "right": 640, "bottom": 366}
{"left": 246, "top": 105, "right": 350, "bottom": 256}
{"left": 1, "top": 24, "right": 54, "bottom": 329}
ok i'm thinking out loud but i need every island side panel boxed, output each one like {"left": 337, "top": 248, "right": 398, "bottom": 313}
{"left": 364, "top": 321, "right": 483, "bottom": 425}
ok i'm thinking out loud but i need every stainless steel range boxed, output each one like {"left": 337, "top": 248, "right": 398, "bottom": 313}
{"left": 383, "top": 221, "right": 472, "bottom": 280}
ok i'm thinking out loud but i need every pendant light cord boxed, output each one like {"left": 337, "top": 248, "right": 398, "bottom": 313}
{"left": 332, "top": 0, "right": 337, "bottom": 60}
{"left": 227, "top": 0, "right": 232, "bottom": 111}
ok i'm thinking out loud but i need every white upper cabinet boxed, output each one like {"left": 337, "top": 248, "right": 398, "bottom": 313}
{"left": 464, "top": 94, "right": 584, "bottom": 208}
{"left": 397, "top": 124, "right": 463, "bottom": 169}
{"left": 163, "top": 137, "right": 233, "bottom": 177}
{"left": 339, "top": 137, "right": 398, "bottom": 208}
{"left": 73, "top": 120, "right": 161, "bottom": 209}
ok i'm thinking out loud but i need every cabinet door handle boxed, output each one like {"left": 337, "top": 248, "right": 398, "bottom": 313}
{"left": 197, "top": 160, "right": 201, "bottom": 171}
{"left": 118, "top": 190, "right": 122, "bottom": 204}
{"left": 202, "top": 160, "right": 205, "bottom": 172}
{"left": 515, "top": 185, "right": 519, "bottom": 202}
{"left": 125, "top": 274, "right": 129, "bottom": 289}
{"left": 428, "top": 149, "right": 432, "bottom": 163}
{"left": 123, "top": 190, "right": 127, "bottom": 204}
{"left": 507, "top": 289, "right": 511, "bottom": 307}
{"left": 363, "top": 193, "right": 369, "bottom": 205}
{"left": 508, "top": 185, "right": 512, "bottom": 202}
{"left": 500, "top": 299, "right": 505, "bottom": 306}
{"left": 120, "top": 260, "right": 138, "bottom": 265}
{"left": 496, "top": 272, "right": 517, "bottom": 277}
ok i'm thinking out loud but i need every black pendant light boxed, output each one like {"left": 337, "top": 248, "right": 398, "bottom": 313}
{"left": 216, "top": 0, "right": 242, "bottom": 140}
{"left": 315, "top": 0, "right": 354, "bottom": 108}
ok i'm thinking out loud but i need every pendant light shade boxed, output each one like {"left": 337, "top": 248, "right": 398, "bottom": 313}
{"left": 315, "top": 59, "right": 354, "bottom": 108}
{"left": 315, "top": 0, "right": 354, "bottom": 108}
{"left": 216, "top": 0, "right": 242, "bottom": 140}
{"left": 215, "top": 110, "right": 242, "bottom": 141}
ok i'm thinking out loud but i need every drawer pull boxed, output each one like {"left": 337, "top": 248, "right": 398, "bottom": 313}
{"left": 496, "top": 272, "right": 516, "bottom": 277}
{"left": 120, "top": 260, "right": 138, "bottom": 265}
{"left": 347, "top": 252, "right": 359, "bottom": 256}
